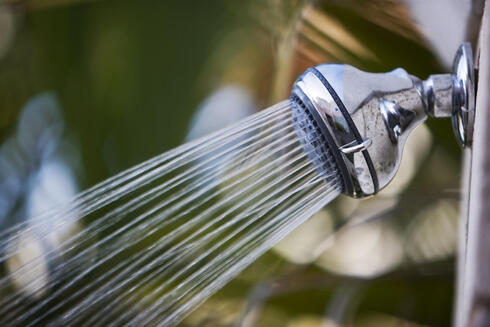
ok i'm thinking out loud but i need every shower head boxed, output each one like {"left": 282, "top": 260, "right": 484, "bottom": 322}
{"left": 291, "top": 43, "right": 475, "bottom": 198}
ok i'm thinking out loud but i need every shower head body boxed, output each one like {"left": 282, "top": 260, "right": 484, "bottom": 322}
{"left": 291, "top": 43, "right": 474, "bottom": 198}
{"left": 291, "top": 64, "right": 425, "bottom": 198}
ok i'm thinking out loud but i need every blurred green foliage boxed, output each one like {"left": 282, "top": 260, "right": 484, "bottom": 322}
{"left": 1, "top": 1, "right": 261, "bottom": 185}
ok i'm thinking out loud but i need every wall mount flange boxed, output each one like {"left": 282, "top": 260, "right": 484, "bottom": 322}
{"left": 452, "top": 43, "right": 476, "bottom": 148}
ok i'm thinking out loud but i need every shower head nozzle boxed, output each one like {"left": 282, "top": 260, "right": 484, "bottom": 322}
{"left": 291, "top": 43, "right": 475, "bottom": 198}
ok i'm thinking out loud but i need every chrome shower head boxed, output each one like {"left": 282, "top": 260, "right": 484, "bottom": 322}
{"left": 291, "top": 43, "right": 475, "bottom": 198}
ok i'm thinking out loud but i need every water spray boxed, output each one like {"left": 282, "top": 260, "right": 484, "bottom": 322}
{"left": 0, "top": 43, "right": 476, "bottom": 326}
{"left": 291, "top": 42, "right": 475, "bottom": 198}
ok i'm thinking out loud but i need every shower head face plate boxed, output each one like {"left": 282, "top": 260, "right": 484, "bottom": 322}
{"left": 290, "top": 96, "right": 343, "bottom": 192}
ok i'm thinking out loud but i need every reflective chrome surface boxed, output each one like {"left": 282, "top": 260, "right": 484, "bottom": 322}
{"left": 451, "top": 43, "right": 475, "bottom": 147}
{"left": 292, "top": 64, "right": 426, "bottom": 198}
{"left": 422, "top": 74, "right": 454, "bottom": 118}
{"left": 291, "top": 43, "right": 476, "bottom": 198}
{"left": 379, "top": 99, "right": 417, "bottom": 144}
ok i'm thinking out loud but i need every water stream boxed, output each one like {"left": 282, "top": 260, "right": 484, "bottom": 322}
{"left": 0, "top": 100, "right": 341, "bottom": 326}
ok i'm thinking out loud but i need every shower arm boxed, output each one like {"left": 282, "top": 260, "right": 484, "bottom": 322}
{"left": 291, "top": 43, "right": 475, "bottom": 198}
